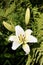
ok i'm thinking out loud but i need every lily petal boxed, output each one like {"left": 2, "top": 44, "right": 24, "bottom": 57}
{"left": 25, "top": 29, "right": 33, "bottom": 36}
{"left": 15, "top": 25, "right": 24, "bottom": 36}
{"left": 22, "top": 44, "right": 30, "bottom": 55}
{"left": 26, "top": 35, "right": 37, "bottom": 43}
{"left": 9, "top": 35, "right": 19, "bottom": 42}
{"left": 11, "top": 42, "right": 21, "bottom": 50}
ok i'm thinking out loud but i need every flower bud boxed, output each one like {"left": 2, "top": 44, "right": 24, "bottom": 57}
{"left": 25, "top": 8, "right": 30, "bottom": 25}
{"left": 3, "top": 21, "right": 14, "bottom": 32}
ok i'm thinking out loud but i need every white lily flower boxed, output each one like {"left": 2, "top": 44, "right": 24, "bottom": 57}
{"left": 9, "top": 25, "right": 37, "bottom": 55}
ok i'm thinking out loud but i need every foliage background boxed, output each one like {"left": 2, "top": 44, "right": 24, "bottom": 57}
{"left": 0, "top": 0, "right": 43, "bottom": 65}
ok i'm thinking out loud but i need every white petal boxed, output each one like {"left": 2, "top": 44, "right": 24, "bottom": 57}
{"left": 22, "top": 44, "right": 30, "bottom": 55}
{"left": 11, "top": 42, "right": 21, "bottom": 50}
{"left": 9, "top": 35, "right": 19, "bottom": 42}
{"left": 25, "top": 29, "right": 33, "bottom": 36}
{"left": 15, "top": 25, "right": 24, "bottom": 36}
{"left": 26, "top": 35, "right": 37, "bottom": 43}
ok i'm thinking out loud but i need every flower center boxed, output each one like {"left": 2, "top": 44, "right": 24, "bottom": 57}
{"left": 18, "top": 34, "right": 26, "bottom": 44}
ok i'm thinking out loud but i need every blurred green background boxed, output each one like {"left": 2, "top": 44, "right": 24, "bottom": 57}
{"left": 0, "top": 0, "right": 43, "bottom": 65}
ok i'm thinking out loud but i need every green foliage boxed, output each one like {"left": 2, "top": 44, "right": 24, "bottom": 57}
{"left": 0, "top": 0, "right": 43, "bottom": 65}
{"left": 26, "top": 6, "right": 43, "bottom": 65}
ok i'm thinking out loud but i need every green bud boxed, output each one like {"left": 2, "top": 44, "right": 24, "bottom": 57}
{"left": 25, "top": 8, "right": 30, "bottom": 25}
{"left": 3, "top": 21, "right": 14, "bottom": 32}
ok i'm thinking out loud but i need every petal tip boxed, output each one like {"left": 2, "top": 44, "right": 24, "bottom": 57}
{"left": 11, "top": 46, "right": 16, "bottom": 50}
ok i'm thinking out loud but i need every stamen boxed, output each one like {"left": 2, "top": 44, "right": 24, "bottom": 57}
{"left": 18, "top": 34, "right": 26, "bottom": 44}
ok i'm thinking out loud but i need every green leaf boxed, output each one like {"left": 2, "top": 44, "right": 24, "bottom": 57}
{"left": 4, "top": 2, "right": 15, "bottom": 17}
